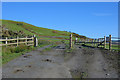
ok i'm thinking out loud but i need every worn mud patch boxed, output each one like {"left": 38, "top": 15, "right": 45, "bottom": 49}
{"left": 14, "top": 68, "right": 24, "bottom": 73}
{"left": 25, "top": 65, "right": 32, "bottom": 68}
{"left": 101, "top": 50, "right": 119, "bottom": 75}
{"left": 82, "top": 48, "right": 94, "bottom": 55}
{"left": 23, "top": 54, "right": 32, "bottom": 58}
{"left": 42, "top": 59, "right": 52, "bottom": 62}
{"left": 63, "top": 49, "right": 76, "bottom": 61}
{"left": 70, "top": 68, "right": 88, "bottom": 78}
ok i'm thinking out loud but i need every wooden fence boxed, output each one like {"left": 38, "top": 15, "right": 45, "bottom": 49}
{"left": 72, "top": 34, "right": 119, "bottom": 51}
{"left": 0, "top": 35, "right": 38, "bottom": 47}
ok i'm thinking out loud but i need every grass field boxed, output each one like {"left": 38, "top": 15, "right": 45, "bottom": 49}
{"left": 2, "top": 39, "right": 55, "bottom": 64}
{"left": 1, "top": 20, "right": 71, "bottom": 40}
{"left": 2, "top": 45, "right": 35, "bottom": 64}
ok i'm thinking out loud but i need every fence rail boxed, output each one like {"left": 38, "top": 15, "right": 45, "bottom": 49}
{"left": 0, "top": 35, "right": 38, "bottom": 47}
{"left": 74, "top": 34, "right": 119, "bottom": 51}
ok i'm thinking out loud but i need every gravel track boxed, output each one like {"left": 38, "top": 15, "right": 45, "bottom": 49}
{"left": 2, "top": 44, "right": 118, "bottom": 78}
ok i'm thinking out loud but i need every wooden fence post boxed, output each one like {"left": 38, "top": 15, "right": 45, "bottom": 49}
{"left": 26, "top": 36, "right": 27, "bottom": 45}
{"left": 94, "top": 39, "right": 95, "bottom": 46}
{"left": 79, "top": 39, "right": 81, "bottom": 42}
{"left": 69, "top": 34, "right": 72, "bottom": 49}
{"left": 97, "top": 39, "right": 98, "bottom": 46}
{"left": 92, "top": 40, "right": 93, "bottom": 46}
{"left": 33, "top": 35, "right": 38, "bottom": 47}
{"left": 6, "top": 37, "right": 7, "bottom": 47}
{"left": 17, "top": 36, "right": 19, "bottom": 46}
{"left": 98, "top": 39, "right": 100, "bottom": 43}
{"left": 75, "top": 37, "right": 78, "bottom": 43}
{"left": 36, "top": 37, "right": 38, "bottom": 46}
{"left": 34, "top": 35, "right": 36, "bottom": 47}
{"left": 32, "top": 36, "right": 34, "bottom": 43}
{"left": 104, "top": 36, "right": 106, "bottom": 49}
{"left": 85, "top": 39, "right": 87, "bottom": 44}
{"left": 95, "top": 39, "right": 96, "bottom": 46}
{"left": 109, "top": 35, "right": 112, "bottom": 51}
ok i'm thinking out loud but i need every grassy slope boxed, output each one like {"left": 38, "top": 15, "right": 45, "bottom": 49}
{"left": 1, "top": 20, "right": 72, "bottom": 41}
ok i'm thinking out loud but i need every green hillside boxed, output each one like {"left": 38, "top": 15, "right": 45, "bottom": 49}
{"left": 1, "top": 20, "right": 88, "bottom": 41}
{"left": 0, "top": 20, "right": 89, "bottom": 64}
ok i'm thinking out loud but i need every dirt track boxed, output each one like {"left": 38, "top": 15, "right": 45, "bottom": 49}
{"left": 2, "top": 44, "right": 118, "bottom": 78}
